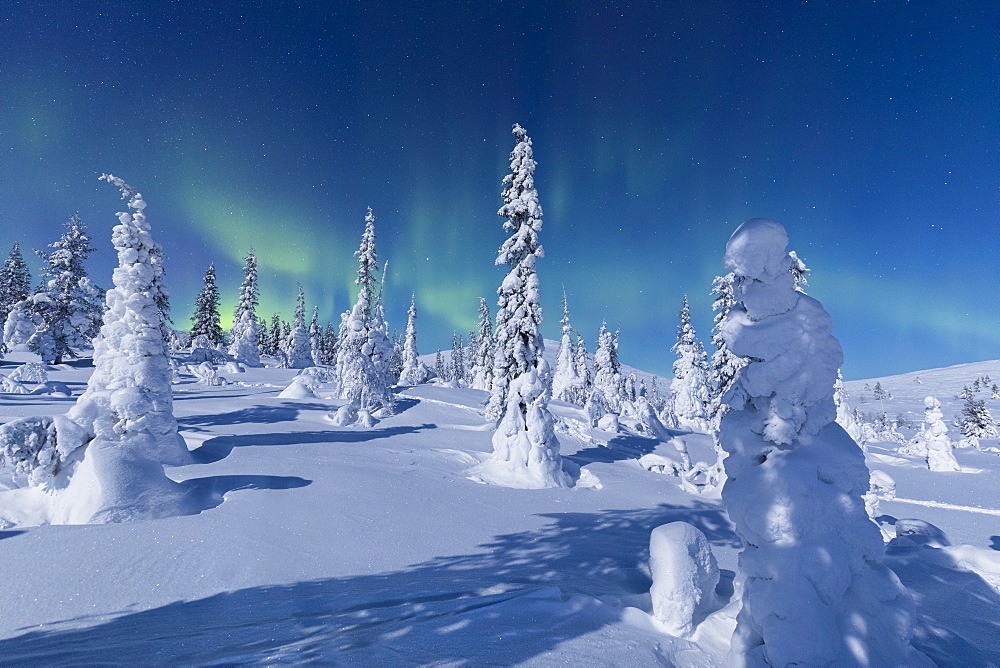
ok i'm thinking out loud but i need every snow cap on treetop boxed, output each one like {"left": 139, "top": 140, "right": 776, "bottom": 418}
{"left": 724, "top": 218, "right": 789, "bottom": 279}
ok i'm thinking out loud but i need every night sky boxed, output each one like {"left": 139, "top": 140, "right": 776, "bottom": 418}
{"left": 0, "top": 2, "right": 994, "bottom": 379}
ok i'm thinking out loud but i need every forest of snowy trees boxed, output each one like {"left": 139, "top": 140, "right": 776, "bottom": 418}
{"left": 0, "top": 125, "right": 995, "bottom": 664}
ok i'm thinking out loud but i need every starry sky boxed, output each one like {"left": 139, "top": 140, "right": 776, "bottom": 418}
{"left": 0, "top": 1, "right": 995, "bottom": 380}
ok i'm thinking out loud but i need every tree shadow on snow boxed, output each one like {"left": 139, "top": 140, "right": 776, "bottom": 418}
{"left": 567, "top": 433, "right": 659, "bottom": 466}
{"left": 0, "top": 502, "right": 738, "bottom": 665}
{"left": 990, "top": 536, "right": 999, "bottom": 552}
{"left": 179, "top": 402, "right": 329, "bottom": 428}
{"left": 180, "top": 474, "right": 311, "bottom": 514}
{"left": 886, "top": 538, "right": 1000, "bottom": 665}
{"left": 0, "top": 530, "right": 25, "bottom": 541}
{"left": 190, "top": 424, "right": 436, "bottom": 464}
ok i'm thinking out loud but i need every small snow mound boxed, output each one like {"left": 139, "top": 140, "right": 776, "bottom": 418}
{"left": 638, "top": 453, "right": 688, "bottom": 477}
{"left": 597, "top": 413, "right": 620, "bottom": 432}
{"left": 8, "top": 362, "right": 48, "bottom": 384}
{"left": 278, "top": 376, "right": 319, "bottom": 400}
{"left": 29, "top": 381, "right": 73, "bottom": 397}
{"left": 576, "top": 467, "right": 603, "bottom": 489}
{"left": 649, "top": 521, "right": 720, "bottom": 637}
{"left": 223, "top": 361, "right": 245, "bottom": 374}
{"left": 894, "top": 519, "right": 951, "bottom": 548}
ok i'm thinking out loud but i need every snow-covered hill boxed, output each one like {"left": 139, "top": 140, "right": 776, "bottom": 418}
{"left": 0, "top": 353, "right": 997, "bottom": 664}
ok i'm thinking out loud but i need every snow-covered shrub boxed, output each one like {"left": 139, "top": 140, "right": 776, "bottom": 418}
{"left": 30, "top": 381, "right": 72, "bottom": 397}
{"left": 278, "top": 376, "right": 319, "bottom": 399}
{"left": 956, "top": 390, "right": 998, "bottom": 440}
{"left": 328, "top": 402, "right": 358, "bottom": 427}
{"left": 8, "top": 362, "right": 48, "bottom": 384}
{"left": 649, "top": 522, "right": 719, "bottom": 637}
{"left": 3, "top": 300, "right": 39, "bottom": 352}
{"left": 0, "top": 415, "right": 89, "bottom": 486}
{"left": 718, "top": 219, "right": 925, "bottom": 666}
{"left": 189, "top": 361, "right": 222, "bottom": 386}
{"left": 0, "top": 375, "right": 30, "bottom": 394}
{"left": 597, "top": 412, "right": 620, "bottom": 433}
{"left": 223, "top": 361, "right": 245, "bottom": 374}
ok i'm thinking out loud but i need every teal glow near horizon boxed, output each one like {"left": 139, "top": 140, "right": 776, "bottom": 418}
{"left": 0, "top": 2, "right": 994, "bottom": 379}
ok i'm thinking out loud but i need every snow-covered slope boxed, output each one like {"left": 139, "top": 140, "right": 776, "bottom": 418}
{"left": 0, "top": 353, "right": 996, "bottom": 664}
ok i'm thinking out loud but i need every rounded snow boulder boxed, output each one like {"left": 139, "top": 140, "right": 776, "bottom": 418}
{"left": 649, "top": 521, "right": 720, "bottom": 637}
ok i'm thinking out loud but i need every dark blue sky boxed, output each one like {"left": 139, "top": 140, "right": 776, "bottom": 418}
{"left": 0, "top": 1, "right": 995, "bottom": 379}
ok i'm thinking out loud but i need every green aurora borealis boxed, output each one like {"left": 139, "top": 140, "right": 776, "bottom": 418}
{"left": 0, "top": 1, "right": 995, "bottom": 378}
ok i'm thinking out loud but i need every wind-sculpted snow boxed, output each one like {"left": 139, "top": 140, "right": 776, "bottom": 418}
{"left": 719, "top": 218, "right": 930, "bottom": 666}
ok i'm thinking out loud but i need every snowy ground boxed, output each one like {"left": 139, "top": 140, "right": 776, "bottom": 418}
{"left": 0, "top": 353, "right": 997, "bottom": 664}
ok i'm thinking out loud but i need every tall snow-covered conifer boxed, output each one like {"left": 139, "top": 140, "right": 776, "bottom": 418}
{"left": 470, "top": 297, "right": 494, "bottom": 391}
{"left": 190, "top": 264, "right": 223, "bottom": 347}
{"left": 718, "top": 218, "right": 924, "bottom": 666}
{"left": 398, "top": 294, "right": 430, "bottom": 385}
{"left": 670, "top": 295, "right": 710, "bottom": 432}
{"left": 334, "top": 208, "right": 392, "bottom": 416}
{"left": 475, "top": 124, "right": 568, "bottom": 488}
{"left": 282, "top": 285, "right": 313, "bottom": 369}
{"left": 309, "top": 306, "right": 323, "bottom": 366}
{"left": 227, "top": 250, "right": 260, "bottom": 366}
{"left": 592, "top": 322, "right": 621, "bottom": 412}
{"left": 552, "top": 290, "right": 585, "bottom": 405}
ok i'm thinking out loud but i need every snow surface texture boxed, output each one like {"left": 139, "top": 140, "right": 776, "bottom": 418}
{"left": 0, "top": 348, "right": 998, "bottom": 663}
{"left": 719, "top": 218, "right": 928, "bottom": 666}
{"left": 649, "top": 521, "right": 720, "bottom": 637}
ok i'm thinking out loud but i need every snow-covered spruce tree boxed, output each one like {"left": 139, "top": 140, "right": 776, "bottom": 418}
{"left": 227, "top": 250, "right": 260, "bottom": 366}
{"left": 957, "top": 389, "right": 998, "bottom": 440}
{"left": 450, "top": 331, "right": 465, "bottom": 385}
{"left": 333, "top": 208, "right": 392, "bottom": 415}
{"left": 321, "top": 322, "right": 338, "bottom": 365}
{"left": 24, "top": 213, "right": 105, "bottom": 363}
{"left": 265, "top": 314, "right": 281, "bottom": 358}
{"left": 912, "top": 396, "right": 960, "bottom": 472}
{"left": 592, "top": 322, "right": 621, "bottom": 413}
{"left": 0, "top": 243, "right": 32, "bottom": 325}
{"left": 573, "top": 330, "right": 592, "bottom": 395}
{"left": 670, "top": 295, "right": 710, "bottom": 433}
{"left": 718, "top": 219, "right": 925, "bottom": 666}
{"left": 470, "top": 297, "right": 494, "bottom": 390}
{"left": 190, "top": 263, "right": 223, "bottom": 348}
{"left": 708, "top": 273, "right": 745, "bottom": 432}
{"left": 0, "top": 175, "right": 190, "bottom": 523}
{"left": 309, "top": 306, "right": 323, "bottom": 366}
{"left": 552, "top": 289, "right": 586, "bottom": 405}
{"left": 435, "top": 348, "right": 447, "bottom": 381}
{"left": 282, "top": 285, "right": 313, "bottom": 369}
{"left": 398, "top": 294, "right": 431, "bottom": 385}
{"left": 369, "top": 261, "right": 396, "bottom": 385}
{"left": 475, "top": 124, "right": 568, "bottom": 488}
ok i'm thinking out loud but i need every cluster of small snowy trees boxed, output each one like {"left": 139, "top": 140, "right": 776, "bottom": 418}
{"left": 1, "top": 215, "right": 105, "bottom": 363}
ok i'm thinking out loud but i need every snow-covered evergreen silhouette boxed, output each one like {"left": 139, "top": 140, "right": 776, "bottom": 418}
{"left": 0, "top": 243, "right": 31, "bottom": 336}
{"left": 592, "top": 322, "right": 621, "bottom": 412}
{"left": 190, "top": 264, "right": 223, "bottom": 348}
{"left": 227, "top": 250, "right": 260, "bottom": 366}
{"left": 718, "top": 218, "right": 924, "bottom": 666}
{"left": 282, "top": 285, "right": 313, "bottom": 369}
{"left": 334, "top": 208, "right": 392, "bottom": 416}
{"left": 309, "top": 306, "right": 323, "bottom": 366}
{"left": 670, "top": 295, "right": 710, "bottom": 433}
{"left": 23, "top": 213, "right": 104, "bottom": 363}
{"left": 398, "top": 294, "right": 431, "bottom": 385}
{"left": 912, "top": 396, "right": 960, "bottom": 471}
{"left": 470, "top": 297, "right": 494, "bottom": 390}
{"left": 552, "top": 290, "right": 586, "bottom": 405}
{"left": 475, "top": 124, "right": 568, "bottom": 488}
